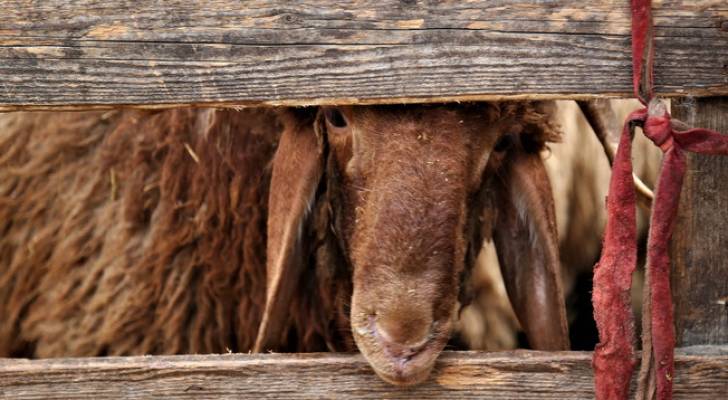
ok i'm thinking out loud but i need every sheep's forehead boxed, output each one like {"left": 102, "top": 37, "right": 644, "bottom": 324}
{"left": 355, "top": 105, "right": 493, "bottom": 137}
{"left": 348, "top": 105, "right": 499, "bottom": 173}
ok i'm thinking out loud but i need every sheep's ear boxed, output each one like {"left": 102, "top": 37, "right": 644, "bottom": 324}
{"left": 490, "top": 150, "right": 570, "bottom": 350}
{"left": 254, "top": 110, "right": 325, "bottom": 352}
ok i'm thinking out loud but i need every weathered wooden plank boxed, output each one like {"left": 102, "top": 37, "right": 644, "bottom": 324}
{"left": 0, "top": 0, "right": 726, "bottom": 109}
{"left": 0, "top": 348, "right": 726, "bottom": 399}
{"left": 671, "top": 97, "right": 728, "bottom": 346}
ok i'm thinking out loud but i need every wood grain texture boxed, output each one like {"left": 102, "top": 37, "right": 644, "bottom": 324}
{"left": 0, "top": 348, "right": 727, "bottom": 399}
{"left": 671, "top": 97, "right": 728, "bottom": 347}
{"left": 0, "top": 0, "right": 726, "bottom": 109}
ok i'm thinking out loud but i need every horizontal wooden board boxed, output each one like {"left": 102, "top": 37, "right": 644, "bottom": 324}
{"left": 0, "top": 0, "right": 726, "bottom": 109}
{"left": 1, "top": 348, "right": 727, "bottom": 399}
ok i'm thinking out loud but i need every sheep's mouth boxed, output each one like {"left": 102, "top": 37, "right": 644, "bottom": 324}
{"left": 369, "top": 337, "right": 446, "bottom": 386}
{"left": 352, "top": 317, "right": 451, "bottom": 386}
{"left": 372, "top": 359, "right": 436, "bottom": 387}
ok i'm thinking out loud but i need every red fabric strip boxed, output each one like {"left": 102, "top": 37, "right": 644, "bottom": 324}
{"left": 630, "top": 0, "right": 653, "bottom": 104}
{"left": 674, "top": 128, "right": 728, "bottom": 154}
{"left": 592, "top": 2, "right": 728, "bottom": 399}
{"left": 642, "top": 145, "right": 684, "bottom": 399}
{"left": 592, "top": 111, "right": 643, "bottom": 400}
{"left": 593, "top": 101, "right": 728, "bottom": 400}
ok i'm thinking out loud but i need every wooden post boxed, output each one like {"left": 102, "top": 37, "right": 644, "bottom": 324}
{"left": 671, "top": 97, "right": 728, "bottom": 346}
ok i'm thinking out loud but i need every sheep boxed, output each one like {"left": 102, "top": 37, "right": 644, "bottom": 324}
{"left": 0, "top": 102, "right": 570, "bottom": 386}
{"left": 455, "top": 241, "right": 520, "bottom": 351}
{"left": 457, "top": 99, "right": 662, "bottom": 351}
{"left": 0, "top": 108, "right": 280, "bottom": 357}
{"left": 547, "top": 99, "right": 661, "bottom": 294}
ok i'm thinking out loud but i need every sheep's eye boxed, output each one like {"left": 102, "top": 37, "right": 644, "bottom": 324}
{"left": 324, "top": 108, "right": 348, "bottom": 129}
{"left": 494, "top": 134, "right": 514, "bottom": 152}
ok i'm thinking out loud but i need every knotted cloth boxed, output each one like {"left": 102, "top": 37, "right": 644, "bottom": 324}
{"left": 591, "top": 1, "right": 728, "bottom": 399}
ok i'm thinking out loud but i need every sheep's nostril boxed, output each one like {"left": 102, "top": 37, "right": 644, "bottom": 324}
{"left": 379, "top": 335, "right": 429, "bottom": 361}
{"left": 374, "top": 313, "right": 431, "bottom": 344}
{"left": 373, "top": 319, "right": 431, "bottom": 360}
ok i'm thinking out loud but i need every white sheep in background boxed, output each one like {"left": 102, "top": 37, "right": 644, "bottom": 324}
{"left": 459, "top": 99, "right": 661, "bottom": 351}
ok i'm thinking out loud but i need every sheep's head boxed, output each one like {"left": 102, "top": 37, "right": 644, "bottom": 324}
{"left": 255, "top": 103, "right": 569, "bottom": 385}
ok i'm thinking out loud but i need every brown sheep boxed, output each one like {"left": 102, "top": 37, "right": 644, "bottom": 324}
{"left": 0, "top": 102, "right": 569, "bottom": 385}
{"left": 0, "top": 108, "right": 279, "bottom": 357}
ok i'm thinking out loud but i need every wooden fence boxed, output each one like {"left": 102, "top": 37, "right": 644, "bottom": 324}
{"left": 0, "top": 0, "right": 726, "bottom": 110}
{"left": 1, "top": 1, "right": 727, "bottom": 398}
{"left": 1, "top": 348, "right": 727, "bottom": 399}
